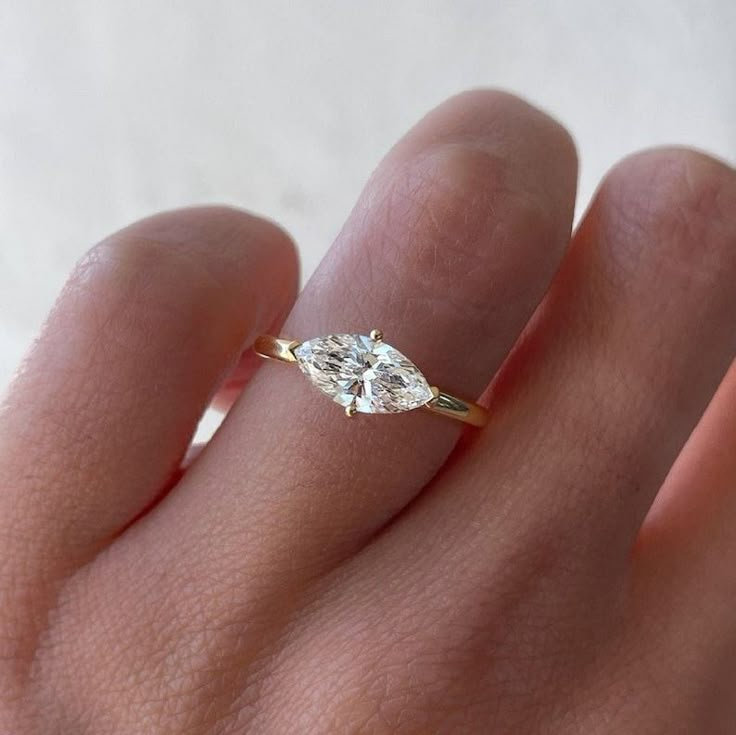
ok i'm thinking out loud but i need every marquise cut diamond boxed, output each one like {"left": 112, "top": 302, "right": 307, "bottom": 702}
{"left": 294, "top": 334, "right": 433, "bottom": 414}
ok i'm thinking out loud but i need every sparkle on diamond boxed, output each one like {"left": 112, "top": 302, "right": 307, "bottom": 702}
{"left": 293, "top": 334, "right": 433, "bottom": 414}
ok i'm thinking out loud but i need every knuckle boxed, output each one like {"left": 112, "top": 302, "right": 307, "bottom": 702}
{"left": 436, "top": 89, "right": 577, "bottom": 165}
{"left": 68, "top": 233, "right": 231, "bottom": 355}
{"left": 78, "top": 232, "right": 220, "bottom": 303}
{"left": 599, "top": 148, "right": 736, "bottom": 282}
{"left": 367, "top": 143, "right": 555, "bottom": 323}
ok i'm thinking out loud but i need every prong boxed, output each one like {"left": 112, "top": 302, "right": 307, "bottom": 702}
{"left": 345, "top": 403, "right": 358, "bottom": 418}
{"left": 370, "top": 328, "right": 383, "bottom": 342}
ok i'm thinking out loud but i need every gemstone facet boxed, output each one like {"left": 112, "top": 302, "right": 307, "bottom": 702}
{"left": 293, "top": 334, "right": 433, "bottom": 414}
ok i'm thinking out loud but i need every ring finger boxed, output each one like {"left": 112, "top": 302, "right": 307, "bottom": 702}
{"left": 156, "top": 90, "right": 577, "bottom": 577}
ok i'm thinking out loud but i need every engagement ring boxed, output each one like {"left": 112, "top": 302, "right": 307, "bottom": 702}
{"left": 254, "top": 331, "right": 488, "bottom": 427}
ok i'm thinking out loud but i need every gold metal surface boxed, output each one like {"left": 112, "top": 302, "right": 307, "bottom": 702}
{"left": 423, "top": 386, "right": 487, "bottom": 427}
{"left": 253, "top": 335, "right": 300, "bottom": 363}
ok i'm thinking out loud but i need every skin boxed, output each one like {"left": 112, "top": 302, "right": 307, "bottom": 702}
{"left": 1, "top": 90, "right": 735, "bottom": 734}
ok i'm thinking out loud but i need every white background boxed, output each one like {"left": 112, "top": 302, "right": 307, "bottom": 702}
{"left": 1, "top": 0, "right": 735, "bottom": 393}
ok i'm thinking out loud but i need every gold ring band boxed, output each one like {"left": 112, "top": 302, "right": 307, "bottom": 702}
{"left": 254, "top": 332, "right": 487, "bottom": 428}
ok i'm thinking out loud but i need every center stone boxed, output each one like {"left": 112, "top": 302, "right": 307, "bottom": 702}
{"left": 293, "top": 334, "right": 434, "bottom": 414}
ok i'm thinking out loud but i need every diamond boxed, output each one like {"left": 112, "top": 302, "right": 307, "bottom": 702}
{"left": 293, "top": 334, "right": 434, "bottom": 414}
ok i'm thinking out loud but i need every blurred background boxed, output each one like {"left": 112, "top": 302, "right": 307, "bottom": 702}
{"left": 1, "top": 0, "right": 735, "bottom": 395}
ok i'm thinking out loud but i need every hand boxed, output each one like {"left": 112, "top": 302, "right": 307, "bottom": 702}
{"left": 2, "top": 91, "right": 735, "bottom": 734}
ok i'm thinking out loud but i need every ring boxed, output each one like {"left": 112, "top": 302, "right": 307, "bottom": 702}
{"left": 254, "top": 330, "right": 488, "bottom": 427}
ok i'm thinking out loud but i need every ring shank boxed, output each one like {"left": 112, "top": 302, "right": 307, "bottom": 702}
{"left": 254, "top": 335, "right": 300, "bottom": 362}
{"left": 423, "top": 389, "right": 487, "bottom": 427}
{"left": 254, "top": 334, "right": 488, "bottom": 427}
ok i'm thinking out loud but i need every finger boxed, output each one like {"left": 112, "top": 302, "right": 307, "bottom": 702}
{"left": 622, "top": 447, "right": 736, "bottom": 735}
{"left": 291, "top": 150, "right": 736, "bottom": 728}
{"left": 0, "top": 207, "right": 297, "bottom": 589}
{"left": 643, "top": 359, "right": 736, "bottom": 549}
{"left": 125, "top": 91, "right": 577, "bottom": 594}
{"left": 371, "top": 148, "right": 736, "bottom": 593}
{"left": 632, "top": 359, "right": 736, "bottom": 638}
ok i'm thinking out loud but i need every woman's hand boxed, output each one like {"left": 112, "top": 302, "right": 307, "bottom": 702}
{"left": 2, "top": 91, "right": 736, "bottom": 734}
